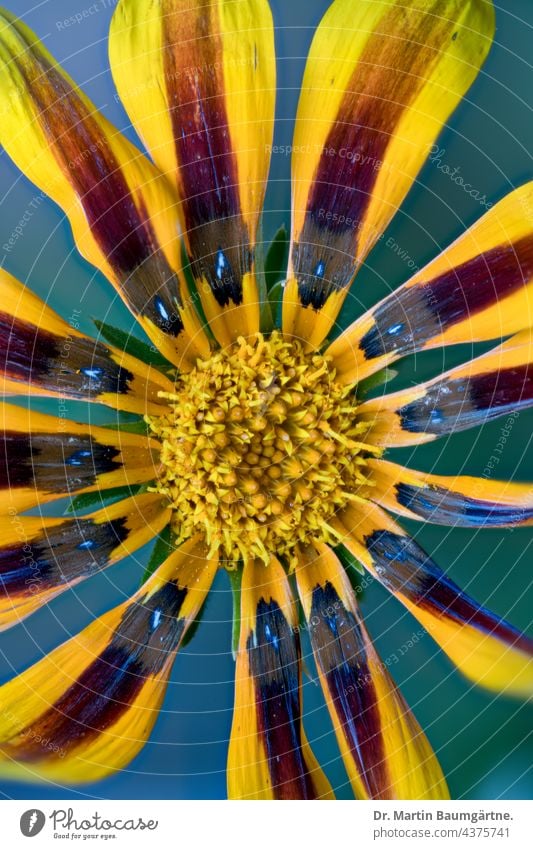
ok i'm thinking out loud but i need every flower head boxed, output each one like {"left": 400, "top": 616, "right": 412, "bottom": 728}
{"left": 0, "top": 0, "right": 531, "bottom": 800}
{"left": 147, "top": 331, "right": 378, "bottom": 566}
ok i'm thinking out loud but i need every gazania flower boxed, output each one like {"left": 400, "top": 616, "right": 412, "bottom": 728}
{"left": 0, "top": 0, "right": 531, "bottom": 801}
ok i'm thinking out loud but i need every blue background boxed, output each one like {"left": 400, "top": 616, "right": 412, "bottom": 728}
{"left": 0, "top": 0, "right": 532, "bottom": 800}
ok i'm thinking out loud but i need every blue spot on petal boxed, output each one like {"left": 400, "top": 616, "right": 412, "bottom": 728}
{"left": 264, "top": 623, "right": 279, "bottom": 650}
{"left": 81, "top": 367, "right": 103, "bottom": 380}
{"left": 154, "top": 296, "right": 170, "bottom": 322}
{"left": 216, "top": 249, "right": 229, "bottom": 281}
{"left": 314, "top": 260, "right": 326, "bottom": 279}
{"left": 429, "top": 409, "right": 445, "bottom": 425}
{"left": 325, "top": 614, "right": 336, "bottom": 635}
{"left": 77, "top": 539, "right": 97, "bottom": 551}
{"left": 150, "top": 608, "right": 162, "bottom": 631}
{"left": 66, "top": 449, "right": 92, "bottom": 467}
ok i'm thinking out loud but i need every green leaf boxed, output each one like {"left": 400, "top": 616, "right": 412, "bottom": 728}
{"left": 356, "top": 367, "right": 398, "bottom": 399}
{"left": 140, "top": 524, "right": 174, "bottom": 586}
{"left": 93, "top": 319, "right": 172, "bottom": 370}
{"left": 259, "top": 297, "right": 275, "bottom": 334}
{"left": 179, "top": 238, "right": 198, "bottom": 296}
{"left": 334, "top": 544, "right": 366, "bottom": 601}
{"left": 227, "top": 567, "right": 243, "bottom": 660}
{"left": 64, "top": 484, "right": 144, "bottom": 515}
{"left": 267, "top": 279, "right": 284, "bottom": 321}
{"left": 180, "top": 595, "right": 210, "bottom": 648}
{"left": 334, "top": 543, "right": 365, "bottom": 576}
{"left": 264, "top": 226, "right": 289, "bottom": 291}
{"left": 252, "top": 222, "right": 273, "bottom": 333}
{"left": 179, "top": 240, "right": 216, "bottom": 345}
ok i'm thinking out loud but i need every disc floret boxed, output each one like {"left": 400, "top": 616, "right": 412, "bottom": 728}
{"left": 148, "top": 332, "right": 378, "bottom": 567}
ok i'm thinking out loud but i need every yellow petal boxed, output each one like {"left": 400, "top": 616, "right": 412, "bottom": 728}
{"left": 0, "top": 536, "right": 217, "bottom": 783}
{"left": 283, "top": 0, "right": 494, "bottom": 349}
{"left": 0, "top": 11, "right": 209, "bottom": 367}
{"left": 0, "top": 493, "right": 170, "bottom": 632}
{"left": 0, "top": 268, "right": 173, "bottom": 414}
{"left": 227, "top": 557, "right": 334, "bottom": 799}
{"left": 357, "top": 329, "right": 533, "bottom": 446}
{"left": 0, "top": 402, "right": 159, "bottom": 514}
{"left": 362, "top": 457, "right": 533, "bottom": 527}
{"left": 334, "top": 502, "right": 533, "bottom": 697}
{"left": 328, "top": 182, "right": 533, "bottom": 383}
{"left": 295, "top": 543, "right": 449, "bottom": 799}
{"left": 110, "top": 0, "right": 276, "bottom": 345}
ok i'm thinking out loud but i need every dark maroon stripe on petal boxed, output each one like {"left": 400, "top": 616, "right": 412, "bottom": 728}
{"left": 309, "top": 581, "right": 388, "bottom": 798}
{"left": 360, "top": 236, "right": 533, "bottom": 360}
{"left": 26, "top": 61, "right": 151, "bottom": 278}
{"left": 396, "top": 482, "right": 533, "bottom": 527}
{"left": 12, "top": 581, "right": 187, "bottom": 759}
{"left": 13, "top": 33, "right": 183, "bottom": 335}
{"left": 163, "top": 3, "right": 250, "bottom": 307}
{"left": 293, "top": 2, "right": 453, "bottom": 309}
{"left": 246, "top": 598, "right": 317, "bottom": 799}
{"left": 365, "top": 530, "right": 533, "bottom": 653}
{"left": 399, "top": 365, "right": 533, "bottom": 435}
{"left": 470, "top": 365, "right": 533, "bottom": 411}
{"left": 1, "top": 314, "right": 134, "bottom": 398}
{"left": 0, "top": 517, "right": 129, "bottom": 598}
{"left": 0, "top": 431, "right": 120, "bottom": 493}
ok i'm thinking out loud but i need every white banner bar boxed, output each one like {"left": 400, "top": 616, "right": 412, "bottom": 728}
{"left": 2, "top": 800, "right": 531, "bottom": 848}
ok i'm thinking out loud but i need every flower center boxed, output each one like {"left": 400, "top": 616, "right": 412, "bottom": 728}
{"left": 147, "top": 332, "right": 378, "bottom": 567}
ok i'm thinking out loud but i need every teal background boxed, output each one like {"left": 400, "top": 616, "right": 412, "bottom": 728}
{"left": 0, "top": 0, "right": 532, "bottom": 801}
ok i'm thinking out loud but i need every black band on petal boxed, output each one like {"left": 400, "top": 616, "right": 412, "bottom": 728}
{"left": 0, "top": 314, "right": 134, "bottom": 398}
{"left": 0, "top": 431, "right": 121, "bottom": 493}
{"left": 0, "top": 517, "right": 129, "bottom": 597}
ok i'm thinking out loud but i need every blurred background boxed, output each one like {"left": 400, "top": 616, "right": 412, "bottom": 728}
{"left": 0, "top": 0, "right": 532, "bottom": 800}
